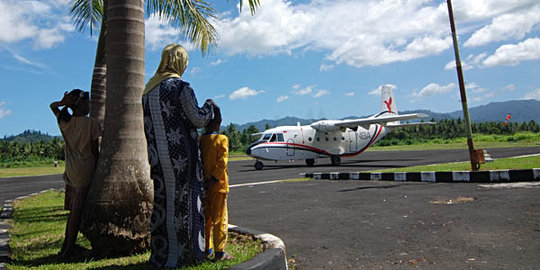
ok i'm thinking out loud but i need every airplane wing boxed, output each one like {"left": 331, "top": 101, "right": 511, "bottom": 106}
{"left": 386, "top": 121, "right": 436, "bottom": 128}
{"left": 334, "top": 113, "right": 429, "bottom": 129}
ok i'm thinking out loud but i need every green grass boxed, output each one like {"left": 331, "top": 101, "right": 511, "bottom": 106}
{"left": 370, "top": 132, "right": 540, "bottom": 151}
{"left": 7, "top": 190, "right": 262, "bottom": 270}
{"left": 368, "top": 155, "right": 540, "bottom": 173}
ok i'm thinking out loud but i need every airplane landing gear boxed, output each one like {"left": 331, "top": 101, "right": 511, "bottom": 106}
{"left": 330, "top": 156, "right": 341, "bottom": 166}
{"left": 306, "top": 159, "right": 315, "bottom": 167}
{"left": 254, "top": 161, "right": 264, "bottom": 170}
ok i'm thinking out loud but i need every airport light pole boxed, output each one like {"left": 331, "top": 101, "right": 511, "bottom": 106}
{"left": 446, "top": 0, "right": 479, "bottom": 171}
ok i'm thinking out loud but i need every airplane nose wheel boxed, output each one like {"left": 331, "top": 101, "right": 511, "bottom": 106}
{"left": 330, "top": 156, "right": 341, "bottom": 166}
{"left": 254, "top": 161, "right": 264, "bottom": 170}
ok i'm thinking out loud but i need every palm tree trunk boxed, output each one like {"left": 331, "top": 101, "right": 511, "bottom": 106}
{"left": 82, "top": 0, "right": 153, "bottom": 255}
{"left": 89, "top": 0, "right": 108, "bottom": 126}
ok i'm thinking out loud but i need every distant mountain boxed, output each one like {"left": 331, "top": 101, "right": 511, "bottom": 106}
{"left": 2, "top": 130, "right": 60, "bottom": 143}
{"left": 234, "top": 99, "right": 539, "bottom": 131}
{"left": 448, "top": 99, "right": 540, "bottom": 123}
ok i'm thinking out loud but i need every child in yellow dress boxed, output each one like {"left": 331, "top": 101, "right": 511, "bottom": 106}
{"left": 199, "top": 105, "right": 233, "bottom": 261}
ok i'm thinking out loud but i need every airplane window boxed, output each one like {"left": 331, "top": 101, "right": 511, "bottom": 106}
{"left": 270, "top": 134, "right": 277, "bottom": 142}
{"left": 316, "top": 137, "right": 320, "bottom": 141}
{"left": 277, "top": 134, "right": 284, "bottom": 142}
{"left": 342, "top": 137, "right": 345, "bottom": 141}
{"left": 325, "top": 137, "right": 329, "bottom": 141}
{"left": 308, "top": 137, "right": 312, "bottom": 142}
{"left": 262, "top": 133, "right": 271, "bottom": 141}
{"left": 333, "top": 137, "right": 337, "bottom": 141}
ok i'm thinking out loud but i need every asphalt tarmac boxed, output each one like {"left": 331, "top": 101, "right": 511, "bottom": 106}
{"left": 2, "top": 147, "right": 540, "bottom": 269}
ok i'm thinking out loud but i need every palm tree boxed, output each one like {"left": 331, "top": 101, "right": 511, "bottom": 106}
{"left": 70, "top": 0, "right": 260, "bottom": 254}
{"left": 81, "top": 0, "right": 150, "bottom": 254}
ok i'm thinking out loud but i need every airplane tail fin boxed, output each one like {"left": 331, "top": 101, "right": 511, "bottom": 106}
{"left": 380, "top": 85, "right": 398, "bottom": 115}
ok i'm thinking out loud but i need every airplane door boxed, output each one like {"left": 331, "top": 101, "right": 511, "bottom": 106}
{"left": 287, "top": 139, "right": 295, "bottom": 156}
{"left": 348, "top": 131, "right": 357, "bottom": 152}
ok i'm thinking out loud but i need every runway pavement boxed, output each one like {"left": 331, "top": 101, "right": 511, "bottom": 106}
{"left": 1, "top": 147, "right": 540, "bottom": 269}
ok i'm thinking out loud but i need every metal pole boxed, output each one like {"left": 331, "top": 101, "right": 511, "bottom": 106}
{"left": 446, "top": 0, "right": 478, "bottom": 171}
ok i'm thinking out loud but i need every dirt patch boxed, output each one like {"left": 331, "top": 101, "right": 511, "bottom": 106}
{"left": 429, "top": 196, "right": 475, "bottom": 205}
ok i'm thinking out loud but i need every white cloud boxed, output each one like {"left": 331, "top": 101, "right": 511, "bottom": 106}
{"left": 229, "top": 87, "right": 265, "bottom": 100}
{"left": 411, "top": 83, "right": 456, "bottom": 99}
{"left": 464, "top": 5, "right": 540, "bottom": 47}
{"left": 0, "top": 0, "right": 72, "bottom": 49}
{"left": 291, "top": 85, "right": 329, "bottom": 98}
{"left": 483, "top": 38, "right": 540, "bottom": 67}
{"left": 145, "top": 15, "right": 182, "bottom": 51}
{"left": 35, "top": 28, "right": 65, "bottom": 49}
{"left": 313, "top": 89, "right": 329, "bottom": 98}
{"left": 368, "top": 84, "right": 396, "bottom": 96}
{"left": 522, "top": 88, "right": 540, "bottom": 100}
{"left": 213, "top": 94, "right": 225, "bottom": 100}
{"left": 215, "top": 0, "right": 457, "bottom": 67}
{"left": 276, "top": 95, "right": 289, "bottom": 102}
{"left": 344, "top": 92, "right": 355, "bottom": 97}
{"left": 210, "top": 59, "right": 225, "bottom": 66}
{"left": 190, "top": 67, "right": 202, "bottom": 74}
{"left": 444, "top": 53, "right": 487, "bottom": 71}
{"left": 319, "top": 63, "right": 334, "bottom": 72}
{"left": 0, "top": 101, "right": 12, "bottom": 119}
{"left": 293, "top": 85, "right": 315, "bottom": 96}
{"left": 505, "top": 84, "right": 516, "bottom": 91}
{"left": 8, "top": 49, "right": 46, "bottom": 68}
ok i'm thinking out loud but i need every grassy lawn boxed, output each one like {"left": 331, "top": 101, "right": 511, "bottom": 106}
{"left": 7, "top": 190, "right": 262, "bottom": 270}
{"left": 0, "top": 160, "right": 65, "bottom": 178}
{"left": 368, "top": 155, "right": 540, "bottom": 173}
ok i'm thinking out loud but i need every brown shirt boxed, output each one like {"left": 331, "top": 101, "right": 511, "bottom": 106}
{"left": 59, "top": 116, "right": 102, "bottom": 187}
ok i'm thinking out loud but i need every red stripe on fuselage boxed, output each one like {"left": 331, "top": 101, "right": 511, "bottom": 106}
{"left": 253, "top": 124, "right": 384, "bottom": 158}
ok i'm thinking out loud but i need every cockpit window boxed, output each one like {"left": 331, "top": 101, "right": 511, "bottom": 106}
{"left": 262, "top": 133, "right": 272, "bottom": 141}
{"left": 277, "top": 133, "right": 284, "bottom": 142}
{"left": 270, "top": 134, "right": 277, "bottom": 142}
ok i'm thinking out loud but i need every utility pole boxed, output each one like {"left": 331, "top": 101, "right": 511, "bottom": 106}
{"left": 446, "top": 0, "right": 480, "bottom": 171}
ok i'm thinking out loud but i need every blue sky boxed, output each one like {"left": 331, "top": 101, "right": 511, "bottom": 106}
{"left": 1, "top": 0, "right": 539, "bottom": 137}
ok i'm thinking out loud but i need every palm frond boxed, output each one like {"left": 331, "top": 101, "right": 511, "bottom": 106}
{"left": 239, "top": 0, "right": 260, "bottom": 15}
{"left": 70, "top": 0, "right": 103, "bottom": 36}
{"left": 147, "top": 0, "right": 219, "bottom": 54}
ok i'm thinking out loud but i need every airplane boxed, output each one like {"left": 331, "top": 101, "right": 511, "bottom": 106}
{"left": 245, "top": 85, "right": 433, "bottom": 170}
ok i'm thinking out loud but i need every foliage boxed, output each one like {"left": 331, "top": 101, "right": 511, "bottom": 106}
{"left": 2, "top": 130, "right": 60, "bottom": 143}
{"left": 7, "top": 190, "right": 262, "bottom": 270}
{"left": 376, "top": 119, "right": 539, "bottom": 146}
{"left": 221, "top": 124, "right": 260, "bottom": 152}
{"left": 0, "top": 138, "right": 64, "bottom": 166}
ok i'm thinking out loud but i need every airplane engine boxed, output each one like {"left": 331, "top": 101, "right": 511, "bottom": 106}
{"left": 310, "top": 120, "right": 342, "bottom": 132}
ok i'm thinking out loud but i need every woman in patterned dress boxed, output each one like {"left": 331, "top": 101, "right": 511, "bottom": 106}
{"left": 142, "top": 44, "right": 214, "bottom": 267}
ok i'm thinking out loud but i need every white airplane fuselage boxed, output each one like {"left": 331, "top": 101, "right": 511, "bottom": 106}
{"left": 246, "top": 123, "right": 389, "bottom": 162}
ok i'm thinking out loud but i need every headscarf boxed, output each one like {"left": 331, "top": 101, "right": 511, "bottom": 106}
{"left": 143, "top": 44, "right": 189, "bottom": 95}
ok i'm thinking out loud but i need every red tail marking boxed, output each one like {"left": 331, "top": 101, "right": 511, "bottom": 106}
{"left": 384, "top": 97, "right": 393, "bottom": 113}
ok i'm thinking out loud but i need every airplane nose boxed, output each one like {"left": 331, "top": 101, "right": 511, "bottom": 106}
{"left": 245, "top": 141, "right": 262, "bottom": 156}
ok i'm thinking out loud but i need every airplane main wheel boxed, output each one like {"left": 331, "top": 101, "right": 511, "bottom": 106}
{"left": 254, "top": 161, "right": 264, "bottom": 170}
{"left": 331, "top": 156, "right": 341, "bottom": 166}
{"left": 306, "top": 159, "right": 315, "bottom": 167}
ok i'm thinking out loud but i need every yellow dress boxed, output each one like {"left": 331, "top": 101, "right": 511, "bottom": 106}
{"left": 199, "top": 133, "right": 229, "bottom": 253}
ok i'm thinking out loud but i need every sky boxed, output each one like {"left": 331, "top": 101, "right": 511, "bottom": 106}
{"left": 1, "top": 0, "right": 539, "bottom": 137}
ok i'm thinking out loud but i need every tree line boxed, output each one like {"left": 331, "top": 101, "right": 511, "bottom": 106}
{"left": 378, "top": 119, "right": 539, "bottom": 146}
{"left": 2, "top": 119, "right": 538, "bottom": 163}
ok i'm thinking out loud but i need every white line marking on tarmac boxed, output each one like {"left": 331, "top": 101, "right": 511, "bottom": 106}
{"left": 230, "top": 179, "right": 287, "bottom": 188}
{"left": 478, "top": 182, "right": 540, "bottom": 189}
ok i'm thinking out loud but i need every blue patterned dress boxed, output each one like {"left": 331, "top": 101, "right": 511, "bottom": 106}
{"left": 142, "top": 78, "right": 213, "bottom": 267}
